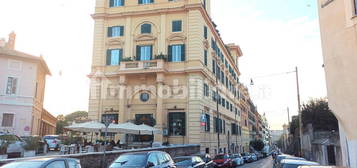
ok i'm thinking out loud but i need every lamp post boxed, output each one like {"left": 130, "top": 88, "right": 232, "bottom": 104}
{"left": 102, "top": 115, "right": 112, "bottom": 168}
{"left": 250, "top": 66, "right": 302, "bottom": 156}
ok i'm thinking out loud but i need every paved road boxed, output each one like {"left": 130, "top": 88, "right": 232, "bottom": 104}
{"left": 240, "top": 156, "right": 273, "bottom": 168}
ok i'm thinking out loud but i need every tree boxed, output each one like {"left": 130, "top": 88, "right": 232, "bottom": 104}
{"left": 56, "top": 120, "right": 68, "bottom": 135}
{"left": 64, "top": 111, "right": 88, "bottom": 123}
{"left": 301, "top": 98, "right": 338, "bottom": 131}
{"left": 289, "top": 116, "right": 299, "bottom": 135}
{"left": 249, "top": 139, "right": 265, "bottom": 151}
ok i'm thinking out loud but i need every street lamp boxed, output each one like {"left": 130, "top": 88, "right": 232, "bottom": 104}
{"left": 101, "top": 115, "right": 112, "bottom": 168}
{"left": 250, "top": 66, "right": 303, "bottom": 156}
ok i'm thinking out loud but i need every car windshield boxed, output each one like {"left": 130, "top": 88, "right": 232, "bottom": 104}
{"left": 174, "top": 158, "right": 191, "bottom": 163}
{"left": 214, "top": 155, "right": 229, "bottom": 159}
{"left": 109, "top": 154, "right": 147, "bottom": 168}
{"left": 44, "top": 136, "right": 58, "bottom": 139}
{"left": 174, "top": 159, "right": 192, "bottom": 166}
{"left": 1, "top": 161, "right": 44, "bottom": 168}
{"left": 241, "top": 153, "right": 249, "bottom": 156}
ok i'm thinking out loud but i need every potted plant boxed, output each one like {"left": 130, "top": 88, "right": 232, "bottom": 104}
{"left": 122, "top": 57, "right": 134, "bottom": 62}
{"left": 0, "top": 142, "right": 8, "bottom": 159}
{"left": 154, "top": 53, "right": 167, "bottom": 61}
{"left": 23, "top": 137, "right": 40, "bottom": 157}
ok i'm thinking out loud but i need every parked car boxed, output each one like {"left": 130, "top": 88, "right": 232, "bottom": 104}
{"left": 0, "top": 133, "right": 25, "bottom": 158}
{"left": 298, "top": 166, "right": 346, "bottom": 168}
{"left": 275, "top": 157, "right": 306, "bottom": 168}
{"left": 231, "top": 154, "right": 244, "bottom": 167}
{"left": 274, "top": 154, "right": 291, "bottom": 165}
{"left": 278, "top": 159, "right": 319, "bottom": 168}
{"left": 0, "top": 157, "right": 81, "bottom": 168}
{"left": 250, "top": 153, "right": 258, "bottom": 161}
{"left": 255, "top": 152, "right": 264, "bottom": 159}
{"left": 241, "top": 153, "right": 253, "bottom": 163}
{"left": 43, "top": 135, "right": 61, "bottom": 151}
{"left": 197, "top": 154, "right": 214, "bottom": 168}
{"left": 109, "top": 151, "right": 175, "bottom": 168}
{"left": 212, "top": 154, "right": 233, "bottom": 168}
{"left": 174, "top": 156, "right": 206, "bottom": 168}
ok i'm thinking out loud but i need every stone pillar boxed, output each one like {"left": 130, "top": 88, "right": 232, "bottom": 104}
{"left": 154, "top": 73, "right": 165, "bottom": 143}
{"left": 119, "top": 75, "right": 127, "bottom": 123}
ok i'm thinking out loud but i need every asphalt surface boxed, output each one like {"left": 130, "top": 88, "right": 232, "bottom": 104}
{"left": 239, "top": 156, "right": 273, "bottom": 168}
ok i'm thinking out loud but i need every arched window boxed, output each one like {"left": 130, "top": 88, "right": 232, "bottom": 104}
{"left": 141, "top": 24, "right": 152, "bottom": 34}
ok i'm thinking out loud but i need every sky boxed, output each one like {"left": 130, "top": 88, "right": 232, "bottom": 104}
{"left": 0, "top": 0, "right": 327, "bottom": 130}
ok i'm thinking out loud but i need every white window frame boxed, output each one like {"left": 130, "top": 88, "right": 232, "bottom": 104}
{"left": 5, "top": 76, "right": 20, "bottom": 96}
{"left": 1, "top": 112, "right": 15, "bottom": 127}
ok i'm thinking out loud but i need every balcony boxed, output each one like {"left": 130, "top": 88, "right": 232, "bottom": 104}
{"left": 119, "top": 59, "right": 167, "bottom": 74}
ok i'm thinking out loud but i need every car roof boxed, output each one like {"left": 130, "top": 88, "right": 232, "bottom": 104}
{"left": 299, "top": 166, "right": 345, "bottom": 168}
{"left": 122, "top": 151, "right": 164, "bottom": 156}
{"left": 281, "top": 159, "right": 319, "bottom": 165}
{"left": 17, "top": 157, "right": 78, "bottom": 162}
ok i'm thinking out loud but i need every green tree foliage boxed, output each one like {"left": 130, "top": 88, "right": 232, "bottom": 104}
{"left": 301, "top": 98, "right": 338, "bottom": 131}
{"left": 64, "top": 111, "right": 88, "bottom": 123}
{"left": 249, "top": 139, "right": 265, "bottom": 151}
{"left": 289, "top": 116, "right": 299, "bottom": 135}
{"left": 56, "top": 111, "right": 88, "bottom": 134}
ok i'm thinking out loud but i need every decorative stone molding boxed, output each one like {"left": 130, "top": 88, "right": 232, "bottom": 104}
{"left": 106, "top": 38, "right": 125, "bottom": 47}
{"left": 167, "top": 33, "right": 187, "bottom": 43}
{"left": 135, "top": 34, "right": 157, "bottom": 42}
{"left": 203, "top": 39, "right": 209, "bottom": 49}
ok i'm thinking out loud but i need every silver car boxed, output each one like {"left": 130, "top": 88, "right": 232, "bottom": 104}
{"left": 0, "top": 134, "right": 25, "bottom": 158}
{"left": 279, "top": 159, "right": 319, "bottom": 168}
{"left": 0, "top": 158, "right": 81, "bottom": 168}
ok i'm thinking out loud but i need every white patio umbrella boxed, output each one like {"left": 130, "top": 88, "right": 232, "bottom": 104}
{"left": 137, "top": 124, "right": 161, "bottom": 135}
{"left": 65, "top": 121, "right": 114, "bottom": 132}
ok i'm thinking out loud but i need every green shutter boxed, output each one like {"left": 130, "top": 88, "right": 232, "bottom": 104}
{"left": 107, "top": 27, "right": 112, "bottom": 37}
{"left": 106, "top": 50, "right": 111, "bottom": 65}
{"left": 181, "top": 44, "right": 185, "bottom": 61}
{"left": 138, "top": 0, "right": 142, "bottom": 4}
{"left": 119, "top": 49, "right": 123, "bottom": 65}
{"left": 151, "top": 0, "right": 154, "bottom": 3}
{"left": 110, "top": 0, "right": 114, "bottom": 7}
{"left": 168, "top": 45, "right": 172, "bottom": 62}
{"left": 149, "top": 45, "right": 153, "bottom": 60}
{"left": 120, "top": 26, "right": 124, "bottom": 36}
{"left": 136, "top": 46, "right": 141, "bottom": 61}
{"left": 121, "top": 0, "right": 125, "bottom": 6}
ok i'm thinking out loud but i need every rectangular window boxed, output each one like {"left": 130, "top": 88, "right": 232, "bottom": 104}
{"left": 136, "top": 45, "right": 152, "bottom": 61}
{"left": 2, "top": 113, "right": 14, "bottom": 127}
{"left": 106, "top": 49, "right": 123, "bottom": 65}
{"left": 204, "top": 84, "right": 209, "bottom": 97}
{"left": 172, "top": 20, "right": 182, "bottom": 32}
{"left": 139, "top": 0, "right": 154, "bottom": 4}
{"left": 355, "top": 0, "right": 357, "bottom": 15}
{"left": 6, "top": 77, "right": 18, "bottom": 95}
{"left": 212, "top": 60, "right": 216, "bottom": 74}
{"left": 226, "top": 101, "right": 229, "bottom": 110}
{"left": 204, "top": 50, "right": 208, "bottom": 66}
{"left": 205, "top": 114, "right": 210, "bottom": 132}
{"left": 204, "top": 26, "right": 208, "bottom": 39}
{"left": 108, "top": 26, "right": 124, "bottom": 37}
{"left": 169, "top": 112, "right": 186, "bottom": 136}
{"left": 222, "top": 98, "right": 225, "bottom": 108}
{"left": 168, "top": 45, "right": 185, "bottom": 62}
{"left": 110, "top": 0, "right": 125, "bottom": 7}
{"left": 214, "top": 117, "right": 223, "bottom": 133}
{"left": 221, "top": 71, "right": 225, "bottom": 84}
{"left": 141, "top": 24, "right": 152, "bottom": 34}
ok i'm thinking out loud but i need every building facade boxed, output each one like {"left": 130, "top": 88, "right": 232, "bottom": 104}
{"left": 0, "top": 32, "right": 56, "bottom": 136}
{"left": 317, "top": 0, "right": 357, "bottom": 167}
{"left": 87, "top": 0, "right": 255, "bottom": 154}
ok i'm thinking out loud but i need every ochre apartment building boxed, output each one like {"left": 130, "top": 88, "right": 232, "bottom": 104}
{"left": 88, "top": 0, "right": 258, "bottom": 155}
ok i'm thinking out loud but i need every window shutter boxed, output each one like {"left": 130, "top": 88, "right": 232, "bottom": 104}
{"left": 107, "top": 27, "right": 112, "bottom": 37}
{"left": 121, "top": 0, "right": 125, "bottom": 6}
{"left": 106, "top": 50, "right": 111, "bottom": 65}
{"left": 110, "top": 0, "right": 114, "bottom": 7}
{"left": 136, "top": 46, "right": 141, "bottom": 61}
{"left": 168, "top": 45, "right": 173, "bottom": 62}
{"left": 138, "top": 0, "right": 142, "bottom": 4}
{"left": 119, "top": 49, "right": 123, "bottom": 65}
{"left": 120, "top": 26, "right": 124, "bottom": 36}
{"left": 182, "top": 113, "right": 186, "bottom": 136}
{"left": 149, "top": 45, "right": 153, "bottom": 60}
{"left": 151, "top": 0, "right": 154, "bottom": 3}
{"left": 181, "top": 44, "right": 185, "bottom": 61}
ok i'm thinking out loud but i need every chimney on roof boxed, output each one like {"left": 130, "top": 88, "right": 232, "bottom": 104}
{"left": 6, "top": 31, "right": 16, "bottom": 50}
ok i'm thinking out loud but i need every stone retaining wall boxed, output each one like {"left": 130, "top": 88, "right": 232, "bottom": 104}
{"left": 0, "top": 144, "right": 200, "bottom": 168}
